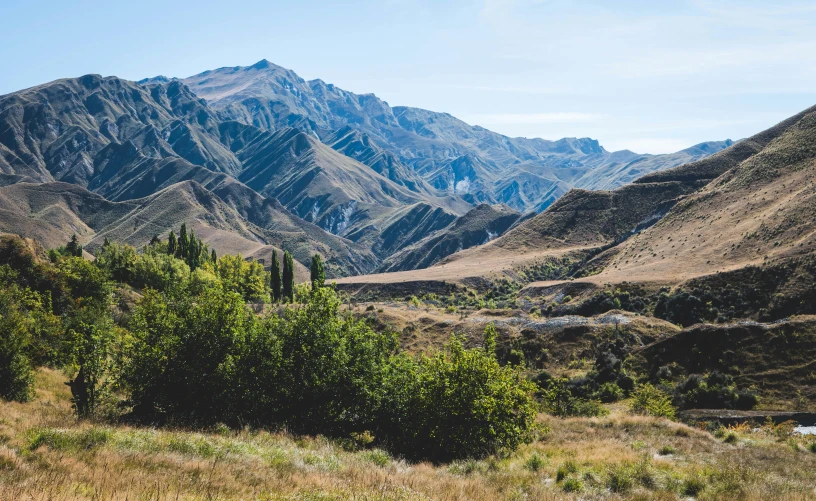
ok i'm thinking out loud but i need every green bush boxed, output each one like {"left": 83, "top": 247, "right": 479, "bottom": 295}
{"left": 541, "top": 377, "right": 609, "bottom": 418}
{"left": 95, "top": 242, "right": 138, "bottom": 284}
{"left": 379, "top": 334, "right": 538, "bottom": 461}
{"left": 630, "top": 384, "right": 676, "bottom": 419}
{"left": 525, "top": 452, "right": 546, "bottom": 472}
{"left": 561, "top": 477, "right": 582, "bottom": 492}
{"left": 0, "top": 280, "right": 59, "bottom": 402}
{"left": 120, "top": 286, "right": 253, "bottom": 424}
{"left": 0, "top": 285, "right": 34, "bottom": 402}
{"left": 132, "top": 250, "right": 190, "bottom": 292}
{"left": 556, "top": 460, "right": 579, "bottom": 482}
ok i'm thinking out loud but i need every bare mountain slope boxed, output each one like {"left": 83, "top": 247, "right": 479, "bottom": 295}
{"left": 378, "top": 204, "right": 521, "bottom": 272}
{"left": 0, "top": 75, "right": 241, "bottom": 185}
{"left": 0, "top": 180, "right": 377, "bottom": 277}
{"left": 181, "top": 60, "right": 729, "bottom": 212}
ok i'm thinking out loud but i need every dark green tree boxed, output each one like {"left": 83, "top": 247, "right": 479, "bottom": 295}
{"left": 187, "top": 230, "right": 200, "bottom": 270}
{"left": 177, "top": 223, "right": 189, "bottom": 260}
{"left": 310, "top": 254, "right": 325, "bottom": 289}
{"left": 149, "top": 234, "right": 161, "bottom": 246}
{"left": 271, "top": 250, "right": 282, "bottom": 302}
{"left": 282, "top": 251, "right": 295, "bottom": 302}
{"left": 211, "top": 248, "right": 217, "bottom": 263}
{"left": 66, "top": 234, "right": 83, "bottom": 257}
{"left": 167, "top": 231, "right": 177, "bottom": 256}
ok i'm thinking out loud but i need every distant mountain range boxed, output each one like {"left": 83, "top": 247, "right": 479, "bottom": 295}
{"left": 0, "top": 60, "right": 729, "bottom": 275}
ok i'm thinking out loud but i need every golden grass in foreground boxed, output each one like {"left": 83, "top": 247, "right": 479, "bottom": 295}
{"left": 1, "top": 369, "right": 815, "bottom": 500}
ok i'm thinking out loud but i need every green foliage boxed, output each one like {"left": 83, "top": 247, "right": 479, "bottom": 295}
{"left": 310, "top": 254, "right": 325, "bottom": 289}
{"left": 167, "top": 231, "right": 177, "bottom": 256}
{"left": 64, "top": 307, "right": 115, "bottom": 417}
{"left": 216, "top": 255, "right": 267, "bottom": 301}
{"left": 556, "top": 460, "right": 579, "bottom": 482}
{"left": 133, "top": 249, "right": 190, "bottom": 292}
{"left": 237, "top": 286, "right": 397, "bottom": 434}
{"left": 525, "top": 452, "right": 546, "bottom": 472}
{"left": 482, "top": 322, "right": 497, "bottom": 356}
{"left": 378, "top": 335, "right": 538, "bottom": 461}
{"left": 0, "top": 284, "right": 36, "bottom": 402}
{"left": 66, "top": 234, "right": 83, "bottom": 257}
{"left": 540, "top": 377, "right": 609, "bottom": 418}
{"left": 120, "top": 287, "right": 253, "bottom": 424}
{"left": 95, "top": 242, "right": 138, "bottom": 284}
{"left": 630, "top": 383, "right": 676, "bottom": 419}
{"left": 673, "top": 371, "right": 759, "bottom": 410}
{"left": 282, "top": 251, "right": 295, "bottom": 302}
{"left": 270, "top": 250, "right": 282, "bottom": 302}
{"left": 57, "top": 257, "right": 113, "bottom": 308}
{"left": 177, "top": 223, "right": 188, "bottom": 260}
{"left": 596, "top": 381, "right": 624, "bottom": 403}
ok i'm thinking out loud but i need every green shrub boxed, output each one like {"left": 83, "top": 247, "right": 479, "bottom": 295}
{"left": 525, "top": 452, "right": 546, "bottom": 472}
{"left": 630, "top": 383, "right": 676, "bottom": 419}
{"left": 365, "top": 449, "right": 390, "bottom": 467}
{"left": 541, "top": 378, "right": 609, "bottom": 417}
{"left": 0, "top": 283, "right": 43, "bottom": 402}
{"left": 379, "top": 334, "right": 538, "bottom": 461}
{"left": 562, "top": 477, "right": 582, "bottom": 492}
{"left": 607, "top": 464, "right": 634, "bottom": 493}
{"left": 595, "top": 382, "right": 624, "bottom": 403}
{"left": 808, "top": 442, "right": 816, "bottom": 453}
{"left": 556, "top": 460, "right": 579, "bottom": 482}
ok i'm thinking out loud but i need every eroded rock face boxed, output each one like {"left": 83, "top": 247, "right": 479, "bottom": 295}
{"left": 378, "top": 204, "right": 521, "bottom": 272}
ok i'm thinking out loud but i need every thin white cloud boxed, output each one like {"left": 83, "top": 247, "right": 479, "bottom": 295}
{"left": 463, "top": 112, "right": 603, "bottom": 125}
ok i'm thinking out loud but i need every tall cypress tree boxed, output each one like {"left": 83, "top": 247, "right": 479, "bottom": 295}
{"left": 282, "top": 251, "right": 295, "bottom": 302}
{"left": 310, "top": 254, "right": 325, "bottom": 289}
{"left": 187, "top": 230, "right": 199, "bottom": 270}
{"left": 271, "top": 250, "right": 282, "bottom": 302}
{"left": 211, "top": 248, "right": 217, "bottom": 264}
{"left": 167, "top": 231, "right": 177, "bottom": 256}
{"left": 178, "top": 223, "right": 188, "bottom": 260}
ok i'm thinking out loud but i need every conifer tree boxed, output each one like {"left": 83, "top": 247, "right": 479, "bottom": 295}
{"left": 66, "top": 234, "right": 83, "bottom": 257}
{"left": 187, "top": 231, "right": 203, "bottom": 271}
{"left": 178, "top": 223, "right": 188, "bottom": 260}
{"left": 149, "top": 234, "right": 161, "bottom": 246}
{"left": 211, "top": 248, "right": 217, "bottom": 263}
{"left": 270, "top": 250, "right": 282, "bottom": 302}
{"left": 167, "top": 231, "right": 177, "bottom": 256}
{"left": 103, "top": 237, "right": 111, "bottom": 248}
{"left": 310, "top": 254, "right": 325, "bottom": 289}
{"left": 282, "top": 251, "right": 295, "bottom": 302}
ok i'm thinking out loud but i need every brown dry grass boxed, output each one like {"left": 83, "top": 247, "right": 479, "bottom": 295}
{"left": 2, "top": 369, "right": 816, "bottom": 500}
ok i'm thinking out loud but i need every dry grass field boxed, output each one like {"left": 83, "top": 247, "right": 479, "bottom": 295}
{"left": 2, "top": 369, "right": 816, "bottom": 501}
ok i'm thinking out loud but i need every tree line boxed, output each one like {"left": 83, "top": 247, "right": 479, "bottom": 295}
{"left": 0, "top": 229, "right": 536, "bottom": 462}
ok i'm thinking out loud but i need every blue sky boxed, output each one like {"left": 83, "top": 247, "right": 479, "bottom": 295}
{"left": 2, "top": 0, "right": 815, "bottom": 153}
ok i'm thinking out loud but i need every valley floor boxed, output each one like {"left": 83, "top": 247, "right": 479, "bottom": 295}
{"left": 2, "top": 369, "right": 816, "bottom": 501}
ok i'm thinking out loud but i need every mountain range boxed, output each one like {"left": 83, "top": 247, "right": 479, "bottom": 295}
{"left": 0, "top": 60, "right": 730, "bottom": 275}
